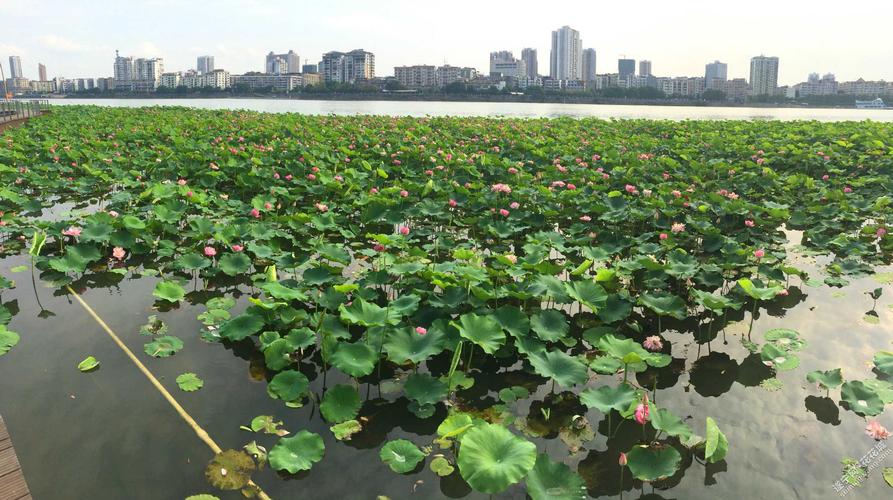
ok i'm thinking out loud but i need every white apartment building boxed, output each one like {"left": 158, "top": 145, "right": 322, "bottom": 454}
{"left": 749, "top": 56, "right": 779, "bottom": 95}
{"left": 550, "top": 25, "right": 582, "bottom": 80}
{"left": 319, "top": 49, "right": 375, "bottom": 84}
{"left": 394, "top": 65, "right": 437, "bottom": 87}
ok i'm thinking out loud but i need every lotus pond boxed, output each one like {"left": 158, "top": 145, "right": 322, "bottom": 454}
{"left": 1, "top": 106, "right": 892, "bottom": 499}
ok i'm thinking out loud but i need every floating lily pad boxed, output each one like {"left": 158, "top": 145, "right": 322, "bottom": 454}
{"left": 152, "top": 280, "right": 185, "bottom": 303}
{"left": 807, "top": 368, "right": 843, "bottom": 390}
{"left": 77, "top": 356, "right": 100, "bottom": 372}
{"left": 430, "top": 456, "right": 455, "bottom": 477}
{"left": 176, "top": 372, "right": 204, "bottom": 391}
{"left": 625, "top": 444, "right": 682, "bottom": 481}
{"left": 204, "top": 449, "right": 255, "bottom": 490}
{"left": 457, "top": 422, "right": 537, "bottom": 494}
{"left": 143, "top": 335, "right": 184, "bottom": 357}
{"left": 525, "top": 453, "right": 587, "bottom": 500}
{"left": 219, "top": 312, "right": 265, "bottom": 341}
{"left": 267, "top": 369, "right": 309, "bottom": 403}
{"left": 840, "top": 380, "right": 885, "bottom": 416}
{"left": 0, "top": 326, "right": 21, "bottom": 357}
{"left": 320, "top": 384, "right": 361, "bottom": 423}
{"left": 380, "top": 439, "right": 426, "bottom": 473}
{"left": 330, "top": 420, "right": 362, "bottom": 441}
{"left": 330, "top": 342, "right": 377, "bottom": 377}
{"left": 404, "top": 372, "right": 448, "bottom": 406}
{"left": 269, "top": 431, "right": 325, "bottom": 473}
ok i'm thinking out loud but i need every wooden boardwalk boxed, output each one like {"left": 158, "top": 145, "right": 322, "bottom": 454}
{"left": 0, "top": 416, "right": 32, "bottom": 500}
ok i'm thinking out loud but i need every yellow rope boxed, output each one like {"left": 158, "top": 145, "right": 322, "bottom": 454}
{"left": 67, "top": 286, "right": 272, "bottom": 500}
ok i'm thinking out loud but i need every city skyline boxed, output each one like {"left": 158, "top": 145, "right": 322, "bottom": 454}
{"left": 1, "top": 0, "right": 892, "bottom": 84}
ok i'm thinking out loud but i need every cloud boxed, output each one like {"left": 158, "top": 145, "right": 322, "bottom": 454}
{"left": 135, "top": 41, "right": 162, "bottom": 57}
{"left": 0, "top": 43, "right": 26, "bottom": 57}
{"left": 38, "top": 35, "right": 109, "bottom": 53}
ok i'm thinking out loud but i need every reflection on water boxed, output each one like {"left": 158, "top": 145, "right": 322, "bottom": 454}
{"left": 0, "top": 232, "right": 891, "bottom": 499}
{"left": 53, "top": 98, "right": 893, "bottom": 122}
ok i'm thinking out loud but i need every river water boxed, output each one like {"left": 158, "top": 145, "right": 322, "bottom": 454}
{"left": 53, "top": 97, "right": 893, "bottom": 121}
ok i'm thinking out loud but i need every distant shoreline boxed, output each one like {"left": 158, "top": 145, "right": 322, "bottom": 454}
{"left": 52, "top": 92, "right": 885, "bottom": 110}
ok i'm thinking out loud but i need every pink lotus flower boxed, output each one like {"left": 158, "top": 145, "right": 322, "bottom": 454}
{"left": 307, "top": 173, "right": 316, "bottom": 180}
{"left": 112, "top": 247, "right": 126, "bottom": 260}
{"left": 822, "top": 174, "right": 829, "bottom": 181}
{"left": 866, "top": 420, "right": 890, "bottom": 440}
{"left": 505, "top": 254, "right": 518, "bottom": 264}
{"left": 671, "top": 222, "right": 685, "bottom": 233}
{"left": 264, "top": 202, "right": 272, "bottom": 210}
{"left": 509, "top": 202, "right": 520, "bottom": 209}
{"left": 745, "top": 220, "right": 755, "bottom": 227}
{"left": 671, "top": 190, "right": 681, "bottom": 198}
{"left": 625, "top": 184, "right": 638, "bottom": 194}
{"left": 400, "top": 190, "right": 409, "bottom": 197}
{"left": 877, "top": 227, "right": 887, "bottom": 238}
{"left": 231, "top": 244, "right": 244, "bottom": 252}
{"left": 449, "top": 199, "right": 457, "bottom": 207}
{"left": 62, "top": 226, "right": 82, "bottom": 237}
{"left": 567, "top": 183, "right": 576, "bottom": 190}
{"left": 491, "top": 183, "right": 512, "bottom": 194}
{"left": 499, "top": 208, "right": 510, "bottom": 217}
{"left": 508, "top": 167, "right": 518, "bottom": 174}
{"left": 415, "top": 327, "right": 427, "bottom": 335}
{"left": 579, "top": 215, "right": 592, "bottom": 222}
{"left": 777, "top": 288, "right": 789, "bottom": 296}
{"left": 177, "top": 179, "right": 187, "bottom": 186}
{"left": 250, "top": 208, "right": 261, "bottom": 218}
{"left": 844, "top": 186, "right": 852, "bottom": 193}
{"left": 370, "top": 187, "right": 378, "bottom": 194}
{"left": 204, "top": 246, "right": 217, "bottom": 257}
{"left": 373, "top": 244, "right": 385, "bottom": 252}
{"left": 634, "top": 396, "right": 650, "bottom": 425}
{"left": 186, "top": 191, "right": 193, "bottom": 197}
{"left": 619, "top": 452, "right": 628, "bottom": 466}
{"left": 399, "top": 226, "right": 410, "bottom": 235}
{"left": 659, "top": 233, "right": 668, "bottom": 240}
{"left": 754, "top": 248, "right": 765, "bottom": 259}
{"left": 108, "top": 210, "right": 119, "bottom": 218}
{"left": 315, "top": 203, "right": 328, "bottom": 212}
{"left": 285, "top": 174, "right": 293, "bottom": 181}
{"left": 273, "top": 172, "right": 280, "bottom": 179}
{"left": 643, "top": 336, "right": 663, "bottom": 351}
{"left": 663, "top": 172, "right": 670, "bottom": 180}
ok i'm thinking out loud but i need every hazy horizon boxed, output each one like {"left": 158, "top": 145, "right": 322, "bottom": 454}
{"left": 2, "top": 0, "right": 892, "bottom": 85}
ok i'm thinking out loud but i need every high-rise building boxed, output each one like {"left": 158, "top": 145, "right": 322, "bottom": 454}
{"left": 489, "top": 51, "right": 526, "bottom": 78}
{"left": 705, "top": 60, "right": 728, "bottom": 88}
{"left": 394, "top": 65, "right": 437, "bottom": 87}
{"left": 38, "top": 63, "right": 47, "bottom": 81}
{"left": 319, "top": 49, "right": 375, "bottom": 84}
{"left": 197, "top": 55, "right": 214, "bottom": 74}
{"left": 639, "top": 60, "right": 652, "bottom": 78}
{"left": 581, "top": 48, "right": 597, "bottom": 82}
{"left": 550, "top": 25, "right": 582, "bottom": 80}
{"left": 302, "top": 64, "right": 318, "bottom": 74}
{"left": 618, "top": 59, "right": 635, "bottom": 79}
{"left": 265, "top": 50, "right": 300, "bottom": 75}
{"left": 9, "top": 56, "right": 23, "bottom": 78}
{"left": 113, "top": 50, "right": 134, "bottom": 88}
{"left": 749, "top": 55, "right": 779, "bottom": 95}
{"left": 521, "top": 48, "right": 538, "bottom": 78}
{"left": 134, "top": 57, "right": 164, "bottom": 91}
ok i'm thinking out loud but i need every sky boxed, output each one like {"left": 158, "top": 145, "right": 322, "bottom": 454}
{"left": 2, "top": 0, "right": 892, "bottom": 85}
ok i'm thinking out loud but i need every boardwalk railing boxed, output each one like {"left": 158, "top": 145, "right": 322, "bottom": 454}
{"left": 0, "top": 100, "right": 50, "bottom": 124}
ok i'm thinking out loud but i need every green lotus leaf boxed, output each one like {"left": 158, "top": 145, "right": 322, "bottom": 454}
{"left": 564, "top": 280, "right": 607, "bottom": 312}
{"left": 380, "top": 439, "right": 426, "bottom": 474}
{"left": 437, "top": 413, "right": 474, "bottom": 441}
{"left": 651, "top": 408, "right": 693, "bottom": 440}
{"left": 176, "top": 372, "right": 204, "bottom": 392}
{"left": 218, "top": 252, "right": 252, "bottom": 276}
{"left": 737, "top": 278, "right": 783, "bottom": 301}
{"left": 588, "top": 355, "right": 623, "bottom": 374}
{"left": 204, "top": 449, "right": 255, "bottom": 490}
{"left": 874, "top": 351, "right": 893, "bottom": 377}
{"left": 404, "top": 372, "right": 448, "bottom": 406}
{"left": 330, "top": 419, "right": 362, "bottom": 441}
{"left": 0, "top": 326, "right": 21, "bottom": 356}
{"left": 152, "top": 280, "right": 185, "bottom": 303}
{"left": 458, "top": 422, "right": 537, "bottom": 494}
{"left": 760, "top": 343, "right": 799, "bottom": 371}
{"left": 80, "top": 223, "right": 113, "bottom": 242}
{"left": 579, "top": 384, "right": 637, "bottom": 413}
{"left": 330, "top": 342, "right": 377, "bottom": 377}
{"left": 862, "top": 379, "right": 893, "bottom": 404}
{"left": 493, "top": 306, "right": 530, "bottom": 337}
{"left": 185, "top": 495, "right": 220, "bottom": 500}
{"left": 525, "top": 453, "right": 587, "bottom": 500}
{"left": 143, "top": 335, "right": 183, "bottom": 357}
{"left": 498, "top": 386, "right": 530, "bottom": 403}
{"left": 806, "top": 368, "right": 843, "bottom": 390}
{"left": 840, "top": 380, "right": 885, "bottom": 416}
{"left": 384, "top": 326, "right": 445, "bottom": 365}
{"left": 764, "top": 328, "right": 807, "bottom": 351}
{"left": 77, "top": 356, "right": 100, "bottom": 372}
{"left": 390, "top": 294, "right": 420, "bottom": 316}
{"left": 704, "top": 417, "right": 728, "bottom": 463}
{"left": 453, "top": 313, "right": 505, "bottom": 354}
{"left": 598, "top": 294, "right": 633, "bottom": 324}
{"left": 320, "top": 384, "right": 361, "bottom": 423}
{"left": 691, "top": 289, "right": 737, "bottom": 312}
{"left": 219, "top": 312, "right": 265, "bottom": 341}
{"left": 598, "top": 334, "right": 650, "bottom": 363}
{"left": 267, "top": 369, "right": 309, "bottom": 403}
{"left": 638, "top": 292, "right": 687, "bottom": 320}
{"left": 665, "top": 250, "right": 699, "bottom": 279}
{"left": 430, "top": 456, "right": 455, "bottom": 477}
{"left": 527, "top": 350, "right": 588, "bottom": 387}
{"left": 121, "top": 215, "right": 146, "bottom": 230}
{"left": 263, "top": 338, "right": 294, "bottom": 371}
{"left": 625, "top": 444, "right": 682, "bottom": 481}
{"left": 261, "top": 281, "right": 307, "bottom": 301}
{"left": 269, "top": 431, "right": 325, "bottom": 473}
{"left": 339, "top": 298, "right": 390, "bottom": 326}
{"left": 176, "top": 253, "right": 211, "bottom": 271}
{"left": 531, "top": 310, "right": 569, "bottom": 342}
{"left": 139, "top": 315, "right": 168, "bottom": 336}
{"left": 249, "top": 415, "right": 287, "bottom": 435}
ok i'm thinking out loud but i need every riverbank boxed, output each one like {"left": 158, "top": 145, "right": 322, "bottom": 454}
{"left": 51, "top": 92, "right": 881, "bottom": 110}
